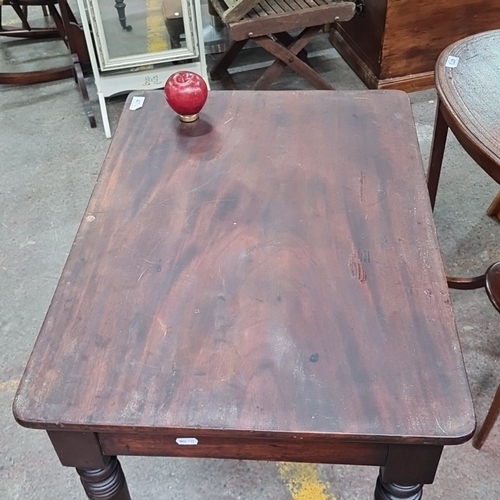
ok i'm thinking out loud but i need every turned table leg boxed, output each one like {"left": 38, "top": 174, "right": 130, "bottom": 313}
{"left": 48, "top": 431, "right": 131, "bottom": 500}
{"left": 375, "top": 472, "right": 422, "bottom": 500}
{"left": 115, "top": 0, "right": 132, "bottom": 31}
{"left": 374, "top": 445, "right": 443, "bottom": 500}
{"left": 77, "top": 457, "right": 131, "bottom": 500}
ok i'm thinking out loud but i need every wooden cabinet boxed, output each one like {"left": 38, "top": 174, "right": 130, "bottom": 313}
{"left": 330, "top": 0, "right": 500, "bottom": 91}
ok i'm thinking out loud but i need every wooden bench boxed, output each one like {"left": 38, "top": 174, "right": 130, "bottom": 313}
{"left": 209, "top": 0, "right": 356, "bottom": 89}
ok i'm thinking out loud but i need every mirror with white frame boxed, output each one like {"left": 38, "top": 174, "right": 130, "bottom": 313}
{"left": 85, "top": 0, "right": 199, "bottom": 71}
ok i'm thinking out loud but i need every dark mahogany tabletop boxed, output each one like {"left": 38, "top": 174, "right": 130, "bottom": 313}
{"left": 14, "top": 90, "right": 474, "bottom": 446}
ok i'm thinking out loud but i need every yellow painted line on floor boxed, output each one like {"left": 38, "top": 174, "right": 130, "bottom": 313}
{"left": 0, "top": 379, "right": 19, "bottom": 392}
{"left": 146, "top": 0, "right": 169, "bottom": 52}
{"left": 277, "top": 463, "right": 337, "bottom": 500}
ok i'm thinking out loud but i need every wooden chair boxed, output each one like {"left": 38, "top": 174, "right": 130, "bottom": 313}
{"left": 0, "top": 0, "right": 54, "bottom": 39}
{"left": 473, "top": 261, "right": 500, "bottom": 449}
{"left": 209, "top": 0, "right": 356, "bottom": 89}
{"left": 0, "top": 0, "right": 96, "bottom": 127}
{"left": 1, "top": 0, "right": 78, "bottom": 83}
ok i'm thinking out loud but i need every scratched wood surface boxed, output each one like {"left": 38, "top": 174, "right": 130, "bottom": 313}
{"left": 14, "top": 91, "right": 474, "bottom": 444}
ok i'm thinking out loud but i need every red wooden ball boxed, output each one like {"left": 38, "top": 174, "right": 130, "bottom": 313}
{"left": 164, "top": 71, "right": 208, "bottom": 122}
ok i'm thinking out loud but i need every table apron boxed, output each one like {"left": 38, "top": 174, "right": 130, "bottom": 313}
{"left": 98, "top": 432, "right": 388, "bottom": 466}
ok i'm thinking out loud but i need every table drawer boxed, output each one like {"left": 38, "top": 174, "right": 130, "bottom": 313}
{"left": 99, "top": 433, "right": 388, "bottom": 465}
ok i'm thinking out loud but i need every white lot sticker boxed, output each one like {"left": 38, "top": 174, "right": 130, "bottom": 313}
{"left": 176, "top": 437, "right": 198, "bottom": 445}
{"left": 445, "top": 56, "right": 460, "bottom": 68}
{"left": 129, "top": 96, "right": 145, "bottom": 110}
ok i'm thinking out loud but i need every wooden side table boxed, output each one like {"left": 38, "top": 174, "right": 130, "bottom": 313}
{"left": 428, "top": 31, "right": 500, "bottom": 219}
{"left": 14, "top": 90, "right": 474, "bottom": 500}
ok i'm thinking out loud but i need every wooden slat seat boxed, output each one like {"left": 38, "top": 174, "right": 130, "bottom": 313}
{"left": 210, "top": 0, "right": 356, "bottom": 89}
{"left": 231, "top": 0, "right": 354, "bottom": 40}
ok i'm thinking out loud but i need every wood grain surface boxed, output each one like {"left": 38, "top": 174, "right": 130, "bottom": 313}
{"left": 331, "top": 0, "right": 500, "bottom": 90}
{"left": 382, "top": 0, "right": 500, "bottom": 79}
{"left": 332, "top": 0, "right": 388, "bottom": 77}
{"left": 435, "top": 30, "right": 500, "bottom": 185}
{"left": 14, "top": 91, "right": 474, "bottom": 445}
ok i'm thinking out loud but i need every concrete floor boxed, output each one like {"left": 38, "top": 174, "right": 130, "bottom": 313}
{"left": 1, "top": 22, "right": 500, "bottom": 500}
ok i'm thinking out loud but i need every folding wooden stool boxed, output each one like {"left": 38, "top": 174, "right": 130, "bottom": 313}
{"left": 209, "top": 0, "right": 356, "bottom": 89}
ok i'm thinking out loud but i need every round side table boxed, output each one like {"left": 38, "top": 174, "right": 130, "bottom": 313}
{"left": 427, "top": 30, "right": 500, "bottom": 289}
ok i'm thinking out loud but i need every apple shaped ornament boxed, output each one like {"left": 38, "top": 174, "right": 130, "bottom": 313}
{"left": 164, "top": 71, "right": 208, "bottom": 123}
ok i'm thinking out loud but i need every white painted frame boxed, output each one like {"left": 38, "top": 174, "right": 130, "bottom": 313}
{"left": 77, "top": 0, "right": 208, "bottom": 138}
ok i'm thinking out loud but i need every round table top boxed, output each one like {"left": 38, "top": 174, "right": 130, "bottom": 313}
{"left": 436, "top": 30, "right": 500, "bottom": 183}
